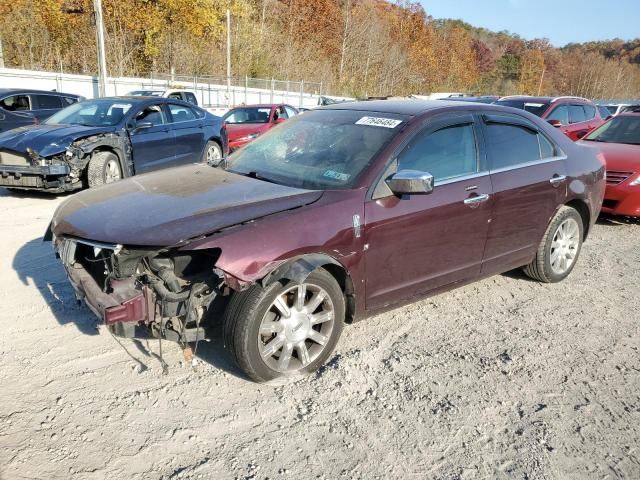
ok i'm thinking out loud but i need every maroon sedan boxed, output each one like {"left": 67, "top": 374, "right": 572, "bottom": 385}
{"left": 47, "top": 101, "right": 605, "bottom": 382}
{"left": 223, "top": 104, "right": 298, "bottom": 151}
{"left": 580, "top": 110, "right": 640, "bottom": 217}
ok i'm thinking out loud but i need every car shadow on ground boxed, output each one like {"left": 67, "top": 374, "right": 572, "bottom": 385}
{"left": 13, "top": 237, "right": 248, "bottom": 378}
{"left": 12, "top": 237, "right": 100, "bottom": 336}
{"left": 596, "top": 213, "right": 640, "bottom": 226}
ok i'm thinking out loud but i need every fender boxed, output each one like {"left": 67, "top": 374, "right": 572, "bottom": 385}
{"left": 260, "top": 253, "right": 344, "bottom": 288}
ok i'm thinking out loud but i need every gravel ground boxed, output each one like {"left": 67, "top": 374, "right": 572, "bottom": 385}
{"left": 0, "top": 188, "right": 639, "bottom": 480}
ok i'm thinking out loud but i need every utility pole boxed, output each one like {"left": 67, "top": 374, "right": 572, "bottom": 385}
{"left": 94, "top": 0, "right": 108, "bottom": 97}
{"left": 226, "top": 9, "right": 232, "bottom": 108}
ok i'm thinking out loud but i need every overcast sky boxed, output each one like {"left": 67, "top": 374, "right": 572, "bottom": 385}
{"left": 420, "top": 0, "right": 639, "bottom": 46}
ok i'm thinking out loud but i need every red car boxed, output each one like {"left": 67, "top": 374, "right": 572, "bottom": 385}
{"left": 580, "top": 110, "right": 640, "bottom": 217}
{"left": 495, "top": 96, "right": 606, "bottom": 141}
{"left": 47, "top": 101, "right": 605, "bottom": 382}
{"left": 223, "top": 104, "right": 298, "bottom": 151}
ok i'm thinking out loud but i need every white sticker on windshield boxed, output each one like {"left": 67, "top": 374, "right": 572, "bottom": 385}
{"left": 323, "top": 170, "right": 351, "bottom": 182}
{"left": 355, "top": 116, "right": 403, "bottom": 128}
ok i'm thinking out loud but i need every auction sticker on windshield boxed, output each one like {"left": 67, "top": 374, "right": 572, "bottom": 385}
{"left": 355, "top": 116, "right": 403, "bottom": 128}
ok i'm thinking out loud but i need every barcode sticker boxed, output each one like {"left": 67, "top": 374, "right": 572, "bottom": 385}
{"left": 355, "top": 116, "right": 403, "bottom": 128}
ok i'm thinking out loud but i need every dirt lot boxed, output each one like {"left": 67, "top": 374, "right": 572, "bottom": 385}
{"left": 0, "top": 188, "right": 638, "bottom": 480}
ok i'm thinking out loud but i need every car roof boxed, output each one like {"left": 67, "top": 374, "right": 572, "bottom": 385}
{"left": 318, "top": 99, "right": 494, "bottom": 116}
{"left": 0, "top": 88, "right": 81, "bottom": 97}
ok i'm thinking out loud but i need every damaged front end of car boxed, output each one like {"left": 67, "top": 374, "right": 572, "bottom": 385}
{"left": 53, "top": 235, "right": 223, "bottom": 344}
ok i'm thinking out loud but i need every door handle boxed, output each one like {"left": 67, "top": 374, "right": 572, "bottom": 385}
{"left": 549, "top": 175, "right": 566, "bottom": 186}
{"left": 463, "top": 193, "right": 490, "bottom": 208}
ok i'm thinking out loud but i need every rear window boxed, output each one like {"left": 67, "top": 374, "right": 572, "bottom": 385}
{"left": 33, "top": 95, "right": 63, "bottom": 109}
{"left": 494, "top": 99, "right": 550, "bottom": 117}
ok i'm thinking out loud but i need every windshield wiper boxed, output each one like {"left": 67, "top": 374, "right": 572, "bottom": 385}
{"left": 245, "top": 171, "right": 281, "bottom": 185}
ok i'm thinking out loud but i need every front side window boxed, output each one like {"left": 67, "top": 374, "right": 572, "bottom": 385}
{"left": 34, "top": 94, "right": 63, "bottom": 109}
{"left": 134, "top": 105, "right": 165, "bottom": 126}
{"left": 398, "top": 124, "right": 478, "bottom": 181}
{"left": 485, "top": 123, "right": 544, "bottom": 170}
{"left": 569, "top": 105, "right": 586, "bottom": 124}
{"left": 547, "top": 105, "right": 569, "bottom": 125}
{"left": 168, "top": 104, "right": 196, "bottom": 123}
{"left": 226, "top": 109, "right": 404, "bottom": 189}
{"left": 0, "top": 95, "right": 31, "bottom": 111}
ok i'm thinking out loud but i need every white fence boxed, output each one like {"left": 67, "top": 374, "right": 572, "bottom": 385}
{"left": 0, "top": 67, "right": 334, "bottom": 109}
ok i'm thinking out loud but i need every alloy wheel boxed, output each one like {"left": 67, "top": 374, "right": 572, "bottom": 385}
{"left": 105, "top": 158, "right": 121, "bottom": 183}
{"left": 550, "top": 217, "right": 580, "bottom": 274}
{"left": 207, "top": 144, "right": 222, "bottom": 164}
{"left": 258, "top": 283, "right": 335, "bottom": 373}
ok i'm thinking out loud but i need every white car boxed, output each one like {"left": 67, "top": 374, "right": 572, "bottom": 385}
{"left": 127, "top": 89, "right": 199, "bottom": 106}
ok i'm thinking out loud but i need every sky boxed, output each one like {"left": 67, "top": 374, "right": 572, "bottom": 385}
{"left": 421, "top": 0, "right": 640, "bottom": 47}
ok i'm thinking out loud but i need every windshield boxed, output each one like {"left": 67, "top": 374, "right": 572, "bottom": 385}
{"left": 224, "top": 107, "right": 272, "bottom": 124}
{"left": 225, "top": 109, "right": 406, "bottom": 189}
{"left": 127, "top": 90, "right": 163, "bottom": 96}
{"left": 495, "top": 99, "right": 550, "bottom": 117}
{"left": 45, "top": 100, "right": 133, "bottom": 127}
{"left": 584, "top": 116, "right": 640, "bottom": 145}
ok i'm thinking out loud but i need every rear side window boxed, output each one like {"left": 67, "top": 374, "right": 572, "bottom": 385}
{"left": 583, "top": 105, "right": 596, "bottom": 120}
{"left": 547, "top": 105, "right": 569, "bottom": 124}
{"left": 168, "top": 93, "right": 183, "bottom": 100}
{"left": 0, "top": 95, "right": 31, "bottom": 111}
{"left": 598, "top": 106, "right": 611, "bottom": 119}
{"left": 485, "top": 123, "right": 556, "bottom": 170}
{"left": 168, "top": 104, "right": 197, "bottom": 122}
{"left": 185, "top": 92, "right": 197, "bottom": 105}
{"left": 398, "top": 124, "right": 478, "bottom": 181}
{"left": 63, "top": 97, "right": 79, "bottom": 106}
{"left": 569, "top": 105, "right": 586, "bottom": 124}
{"left": 33, "top": 95, "right": 63, "bottom": 109}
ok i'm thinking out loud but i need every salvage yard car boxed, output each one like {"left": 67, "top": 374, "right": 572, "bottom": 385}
{"left": 580, "top": 108, "right": 640, "bottom": 217}
{"left": 0, "top": 96, "right": 226, "bottom": 193}
{"left": 495, "top": 95, "right": 606, "bottom": 141}
{"left": 47, "top": 100, "right": 606, "bottom": 382}
{"left": 223, "top": 104, "right": 298, "bottom": 151}
{"left": 0, "top": 88, "right": 83, "bottom": 133}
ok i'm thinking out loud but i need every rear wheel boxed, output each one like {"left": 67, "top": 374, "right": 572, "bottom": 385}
{"left": 87, "top": 151, "right": 122, "bottom": 187}
{"left": 203, "top": 140, "right": 222, "bottom": 165}
{"left": 523, "top": 206, "right": 583, "bottom": 283}
{"left": 223, "top": 268, "right": 345, "bottom": 382}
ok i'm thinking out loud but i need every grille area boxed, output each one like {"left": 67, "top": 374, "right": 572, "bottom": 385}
{"left": 606, "top": 170, "right": 634, "bottom": 185}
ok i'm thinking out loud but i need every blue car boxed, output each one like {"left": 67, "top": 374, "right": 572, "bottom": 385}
{"left": 0, "top": 96, "right": 227, "bottom": 193}
{"left": 0, "top": 88, "right": 84, "bottom": 133}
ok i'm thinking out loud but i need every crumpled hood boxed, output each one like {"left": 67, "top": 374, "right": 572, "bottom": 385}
{"left": 51, "top": 164, "right": 323, "bottom": 246}
{"left": 226, "top": 123, "right": 271, "bottom": 141}
{"left": 0, "top": 124, "right": 116, "bottom": 157}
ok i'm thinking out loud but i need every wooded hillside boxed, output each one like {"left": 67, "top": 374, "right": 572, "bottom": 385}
{"left": 0, "top": 0, "right": 638, "bottom": 99}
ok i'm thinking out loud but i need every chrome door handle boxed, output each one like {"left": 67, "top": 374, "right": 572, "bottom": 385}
{"left": 550, "top": 175, "right": 567, "bottom": 186}
{"left": 464, "top": 193, "right": 490, "bottom": 207}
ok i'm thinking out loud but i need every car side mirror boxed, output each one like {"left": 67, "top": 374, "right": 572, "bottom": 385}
{"left": 386, "top": 170, "right": 434, "bottom": 195}
{"left": 547, "top": 119, "right": 563, "bottom": 128}
{"left": 131, "top": 121, "right": 153, "bottom": 133}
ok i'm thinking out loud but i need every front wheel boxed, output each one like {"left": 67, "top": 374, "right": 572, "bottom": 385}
{"left": 87, "top": 151, "right": 122, "bottom": 187}
{"left": 523, "top": 206, "right": 584, "bottom": 283}
{"left": 223, "top": 268, "right": 345, "bottom": 382}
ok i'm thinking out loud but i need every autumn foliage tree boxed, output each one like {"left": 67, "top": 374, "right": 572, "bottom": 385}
{"left": 0, "top": 0, "right": 638, "bottom": 99}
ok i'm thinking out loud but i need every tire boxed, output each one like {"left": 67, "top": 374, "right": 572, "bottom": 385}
{"left": 523, "top": 206, "right": 584, "bottom": 283}
{"left": 203, "top": 140, "right": 222, "bottom": 165}
{"left": 223, "top": 268, "right": 345, "bottom": 382}
{"left": 87, "top": 151, "right": 122, "bottom": 187}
